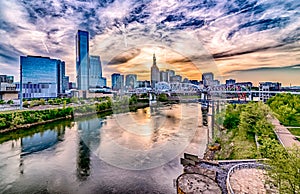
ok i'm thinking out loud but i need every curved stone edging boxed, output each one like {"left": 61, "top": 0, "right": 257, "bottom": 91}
{"left": 226, "top": 163, "right": 266, "bottom": 194}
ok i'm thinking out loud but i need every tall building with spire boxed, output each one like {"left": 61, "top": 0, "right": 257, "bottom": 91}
{"left": 151, "top": 53, "right": 160, "bottom": 88}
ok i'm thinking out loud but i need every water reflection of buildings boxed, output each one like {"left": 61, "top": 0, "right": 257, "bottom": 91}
{"left": 76, "top": 118, "right": 103, "bottom": 180}
{"left": 20, "top": 124, "right": 66, "bottom": 157}
{"left": 0, "top": 121, "right": 70, "bottom": 191}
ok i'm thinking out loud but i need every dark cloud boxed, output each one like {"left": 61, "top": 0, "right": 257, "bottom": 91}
{"left": 107, "top": 48, "right": 141, "bottom": 65}
{"left": 0, "top": 44, "right": 23, "bottom": 63}
{"left": 166, "top": 57, "right": 192, "bottom": 64}
{"left": 227, "top": 17, "right": 290, "bottom": 40}
{"left": 228, "top": 64, "right": 300, "bottom": 74}
{"left": 212, "top": 44, "right": 285, "bottom": 59}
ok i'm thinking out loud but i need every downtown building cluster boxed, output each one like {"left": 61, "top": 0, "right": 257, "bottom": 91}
{"left": 111, "top": 53, "right": 198, "bottom": 92}
{"left": 1, "top": 30, "right": 299, "bottom": 102}
{"left": 15, "top": 30, "right": 106, "bottom": 99}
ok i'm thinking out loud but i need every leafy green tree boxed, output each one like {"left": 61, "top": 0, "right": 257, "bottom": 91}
{"left": 6, "top": 100, "right": 14, "bottom": 104}
{"left": 23, "top": 100, "right": 29, "bottom": 107}
{"left": 260, "top": 140, "right": 300, "bottom": 194}
{"left": 39, "top": 98, "right": 46, "bottom": 105}
{"left": 158, "top": 93, "right": 168, "bottom": 102}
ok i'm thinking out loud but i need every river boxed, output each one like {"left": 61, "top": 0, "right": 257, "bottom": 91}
{"left": 0, "top": 103, "right": 208, "bottom": 194}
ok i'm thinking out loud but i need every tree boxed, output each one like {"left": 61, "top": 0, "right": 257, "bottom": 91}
{"left": 263, "top": 144, "right": 300, "bottom": 193}
{"left": 23, "top": 100, "right": 29, "bottom": 108}
{"left": 158, "top": 93, "right": 168, "bottom": 102}
{"left": 39, "top": 98, "right": 46, "bottom": 105}
{"left": 6, "top": 100, "right": 14, "bottom": 104}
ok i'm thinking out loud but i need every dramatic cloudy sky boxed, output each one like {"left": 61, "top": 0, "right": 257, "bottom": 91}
{"left": 0, "top": 0, "right": 299, "bottom": 86}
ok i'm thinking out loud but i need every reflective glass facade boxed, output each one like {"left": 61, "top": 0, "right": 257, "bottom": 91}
{"left": 76, "top": 30, "right": 89, "bottom": 90}
{"left": 111, "top": 73, "right": 124, "bottom": 90}
{"left": 20, "top": 56, "right": 65, "bottom": 98}
{"left": 89, "top": 55, "right": 102, "bottom": 88}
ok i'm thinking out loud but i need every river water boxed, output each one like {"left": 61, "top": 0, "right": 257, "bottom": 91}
{"left": 0, "top": 103, "right": 208, "bottom": 194}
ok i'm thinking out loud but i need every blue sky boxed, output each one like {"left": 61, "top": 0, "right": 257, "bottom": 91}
{"left": 0, "top": 0, "right": 299, "bottom": 86}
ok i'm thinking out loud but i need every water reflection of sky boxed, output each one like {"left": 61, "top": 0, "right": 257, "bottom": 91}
{"left": 0, "top": 104, "right": 208, "bottom": 194}
{"left": 21, "top": 130, "right": 58, "bottom": 156}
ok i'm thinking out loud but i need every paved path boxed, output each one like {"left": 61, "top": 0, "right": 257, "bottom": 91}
{"left": 268, "top": 116, "right": 300, "bottom": 148}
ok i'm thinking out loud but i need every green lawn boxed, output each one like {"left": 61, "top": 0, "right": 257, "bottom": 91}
{"left": 288, "top": 128, "right": 300, "bottom": 136}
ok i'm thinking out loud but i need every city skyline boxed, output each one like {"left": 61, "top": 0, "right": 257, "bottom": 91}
{"left": 0, "top": 0, "right": 299, "bottom": 86}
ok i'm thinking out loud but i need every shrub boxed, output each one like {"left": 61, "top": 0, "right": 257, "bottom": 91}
{"left": 158, "top": 93, "right": 168, "bottom": 102}
{"left": 7, "top": 100, "right": 14, "bottom": 104}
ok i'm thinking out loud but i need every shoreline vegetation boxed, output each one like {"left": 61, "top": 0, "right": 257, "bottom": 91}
{"left": 0, "top": 96, "right": 149, "bottom": 134}
{"left": 211, "top": 94, "right": 300, "bottom": 193}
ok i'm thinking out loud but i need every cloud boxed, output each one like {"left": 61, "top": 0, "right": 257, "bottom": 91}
{"left": 0, "top": 0, "right": 299, "bottom": 86}
{"left": 107, "top": 48, "right": 141, "bottom": 65}
{"left": 228, "top": 64, "right": 300, "bottom": 73}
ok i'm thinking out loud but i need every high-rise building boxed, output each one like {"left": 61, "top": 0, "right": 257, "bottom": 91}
{"left": 183, "top": 78, "right": 189, "bottom": 83}
{"left": 18, "top": 56, "right": 66, "bottom": 99}
{"left": 226, "top": 79, "right": 236, "bottom": 85}
{"left": 63, "top": 76, "right": 70, "bottom": 91}
{"left": 202, "top": 72, "right": 214, "bottom": 86}
{"left": 57, "top": 61, "right": 66, "bottom": 93}
{"left": 89, "top": 55, "right": 102, "bottom": 88}
{"left": 76, "top": 30, "right": 89, "bottom": 90}
{"left": 0, "top": 75, "right": 14, "bottom": 84}
{"left": 125, "top": 74, "right": 137, "bottom": 89}
{"left": 160, "top": 71, "right": 168, "bottom": 82}
{"left": 99, "top": 77, "right": 107, "bottom": 87}
{"left": 137, "top": 80, "right": 151, "bottom": 88}
{"left": 69, "top": 82, "right": 76, "bottom": 89}
{"left": 151, "top": 53, "right": 160, "bottom": 88}
{"left": 0, "top": 75, "right": 6, "bottom": 83}
{"left": 166, "top": 69, "right": 175, "bottom": 82}
{"left": 111, "top": 73, "right": 124, "bottom": 90}
{"left": 190, "top": 80, "right": 199, "bottom": 85}
{"left": 170, "top": 75, "right": 182, "bottom": 83}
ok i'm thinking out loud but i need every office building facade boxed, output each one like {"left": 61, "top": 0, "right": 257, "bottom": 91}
{"left": 126, "top": 74, "right": 137, "bottom": 89}
{"left": 226, "top": 79, "right": 236, "bottom": 85}
{"left": 160, "top": 71, "right": 168, "bottom": 82}
{"left": 18, "top": 56, "right": 66, "bottom": 99}
{"left": 111, "top": 73, "right": 124, "bottom": 90}
{"left": 76, "top": 30, "right": 89, "bottom": 90}
{"left": 202, "top": 72, "right": 214, "bottom": 86}
{"left": 89, "top": 55, "right": 102, "bottom": 88}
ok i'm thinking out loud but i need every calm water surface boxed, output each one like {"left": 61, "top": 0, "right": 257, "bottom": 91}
{"left": 0, "top": 103, "right": 208, "bottom": 194}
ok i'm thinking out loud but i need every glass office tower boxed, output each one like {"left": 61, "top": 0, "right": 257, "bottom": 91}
{"left": 89, "top": 55, "right": 102, "bottom": 88}
{"left": 19, "top": 56, "right": 65, "bottom": 99}
{"left": 111, "top": 73, "right": 124, "bottom": 90}
{"left": 76, "top": 30, "right": 89, "bottom": 90}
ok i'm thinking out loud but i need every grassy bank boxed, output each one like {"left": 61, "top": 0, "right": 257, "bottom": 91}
{"left": 214, "top": 102, "right": 277, "bottom": 160}
{"left": 213, "top": 100, "right": 300, "bottom": 193}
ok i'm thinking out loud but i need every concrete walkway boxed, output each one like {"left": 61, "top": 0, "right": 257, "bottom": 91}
{"left": 268, "top": 116, "right": 300, "bottom": 148}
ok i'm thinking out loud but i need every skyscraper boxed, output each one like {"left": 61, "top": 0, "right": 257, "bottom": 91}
{"left": 19, "top": 56, "right": 65, "bottom": 98}
{"left": 202, "top": 72, "right": 214, "bottom": 86}
{"left": 151, "top": 53, "right": 159, "bottom": 88}
{"left": 125, "top": 74, "right": 137, "bottom": 89}
{"left": 76, "top": 30, "right": 89, "bottom": 90}
{"left": 111, "top": 73, "right": 124, "bottom": 90}
{"left": 166, "top": 69, "right": 175, "bottom": 82}
{"left": 160, "top": 71, "right": 168, "bottom": 82}
{"left": 89, "top": 55, "right": 102, "bottom": 88}
{"left": 57, "top": 61, "right": 66, "bottom": 93}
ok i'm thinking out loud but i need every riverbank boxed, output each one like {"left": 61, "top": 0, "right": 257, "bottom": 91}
{"left": 0, "top": 101, "right": 149, "bottom": 134}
